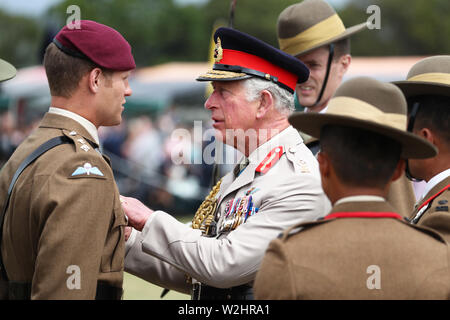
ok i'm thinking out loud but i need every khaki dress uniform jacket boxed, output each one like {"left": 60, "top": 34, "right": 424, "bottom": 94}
{"left": 410, "top": 176, "right": 450, "bottom": 241}
{"left": 387, "top": 175, "right": 417, "bottom": 218}
{"left": 125, "top": 126, "right": 331, "bottom": 294}
{"left": 254, "top": 200, "right": 450, "bottom": 299}
{"left": 0, "top": 113, "right": 126, "bottom": 299}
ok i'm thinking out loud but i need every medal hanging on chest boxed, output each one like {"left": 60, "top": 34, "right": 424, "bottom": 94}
{"left": 219, "top": 195, "right": 258, "bottom": 233}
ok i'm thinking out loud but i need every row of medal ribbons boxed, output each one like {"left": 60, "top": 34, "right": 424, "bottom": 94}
{"left": 220, "top": 195, "right": 259, "bottom": 233}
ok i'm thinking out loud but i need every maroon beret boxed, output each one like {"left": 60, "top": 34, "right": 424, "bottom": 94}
{"left": 53, "top": 20, "right": 135, "bottom": 71}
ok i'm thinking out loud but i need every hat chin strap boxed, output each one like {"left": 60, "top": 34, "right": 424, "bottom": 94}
{"left": 405, "top": 101, "right": 423, "bottom": 182}
{"left": 298, "top": 43, "right": 335, "bottom": 110}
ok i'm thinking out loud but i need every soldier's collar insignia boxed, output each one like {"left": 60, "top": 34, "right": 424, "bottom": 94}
{"left": 71, "top": 162, "right": 104, "bottom": 177}
{"left": 214, "top": 37, "right": 223, "bottom": 63}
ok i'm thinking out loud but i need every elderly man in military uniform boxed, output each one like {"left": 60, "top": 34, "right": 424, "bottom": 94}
{"left": 121, "top": 27, "right": 330, "bottom": 300}
{"left": 277, "top": 0, "right": 416, "bottom": 218}
{"left": 393, "top": 56, "right": 450, "bottom": 239}
{"left": 0, "top": 20, "right": 134, "bottom": 299}
{"left": 254, "top": 77, "right": 450, "bottom": 299}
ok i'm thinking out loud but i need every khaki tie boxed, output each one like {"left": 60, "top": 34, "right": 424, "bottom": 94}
{"left": 234, "top": 157, "right": 250, "bottom": 177}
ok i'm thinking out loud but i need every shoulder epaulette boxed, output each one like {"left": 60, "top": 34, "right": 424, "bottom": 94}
{"left": 256, "top": 146, "right": 284, "bottom": 174}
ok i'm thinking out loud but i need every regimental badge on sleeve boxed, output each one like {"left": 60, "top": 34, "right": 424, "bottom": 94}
{"left": 70, "top": 162, "right": 105, "bottom": 178}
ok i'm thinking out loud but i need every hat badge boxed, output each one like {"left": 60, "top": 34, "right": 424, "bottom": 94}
{"left": 214, "top": 37, "right": 223, "bottom": 63}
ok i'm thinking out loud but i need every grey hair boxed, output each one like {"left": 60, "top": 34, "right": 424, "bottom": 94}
{"left": 243, "top": 77, "right": 295, "bottom": 116}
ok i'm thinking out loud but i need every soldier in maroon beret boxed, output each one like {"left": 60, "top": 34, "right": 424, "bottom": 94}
{"left": 0, "top": 20, "right": 134, "bottom": 299}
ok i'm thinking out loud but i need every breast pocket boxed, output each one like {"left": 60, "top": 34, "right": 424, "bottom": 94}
{"left": 100, "top": 199, "right": 127, "bottom": 273}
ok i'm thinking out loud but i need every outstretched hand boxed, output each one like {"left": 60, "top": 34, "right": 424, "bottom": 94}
{"left": 120, "top": 196, "right": 153, "bottom": 231}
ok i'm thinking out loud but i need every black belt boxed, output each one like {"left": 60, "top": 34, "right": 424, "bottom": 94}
{"left": 191, "top": 283, "right": 253, "bottom": 300}
{"left": 95, "top": 281, "right": 123, "bottom": 300}
{"left": 6, "top": 280, "right": 122, "bottom": 300}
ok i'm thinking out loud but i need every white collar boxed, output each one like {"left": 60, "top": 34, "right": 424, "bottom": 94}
{"left": 48, "top": 107, "right": 100, "bottom": 145}
{"left": 421, "top": 168, "right": 450, "bottom": 200}
{"left": 247, "top": 126, "right": 297, "bottom": 164}
{"left": 335, "top": 195, "right": 385, "bottom": 206}
{"left": 304, "top": 105, "right": 328, "bottom": 114}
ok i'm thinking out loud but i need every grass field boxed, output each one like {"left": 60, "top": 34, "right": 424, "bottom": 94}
{"left": 123, "top": 272, "right": 190, "bottom": 300}
{"left": 122, "top": 215, "right": 191, "bottom": 300}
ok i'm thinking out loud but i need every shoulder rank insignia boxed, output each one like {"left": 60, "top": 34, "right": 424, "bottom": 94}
{"left": 71, "top": 162, "right": 104, "bottom": 177}
{"left": 256, "top": 146, "right": 284, "bottom": 174}
{"left": 297, "top": 159, "right": 310, "bottom": 173}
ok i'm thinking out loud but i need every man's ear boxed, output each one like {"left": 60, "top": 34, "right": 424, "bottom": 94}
{"left": 88, "top": 68, "right": 102, "bottom": 94}
{"left": 317, "top": 150, "right": 331, "bottom": 197}
{"left": 417, "top": 128, "right": 436, "bottom": 146}
{"left": 317, "top": 150, "right": 330, "bottom": 178}
{"left": 337, "top": 54, "right": 351, "bottom": 77}
{"left": 391, "top": 159, "right": 406, "bottom": 182}
{"left": 256, "top": 89, "right": 274, "bottom": 119}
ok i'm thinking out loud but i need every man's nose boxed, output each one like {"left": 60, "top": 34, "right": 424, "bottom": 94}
{"left": 125, "top": 84, "right": 132, "bottom": 97}
{"left": 204, "top": 91, "right": 216, "bottom": 110}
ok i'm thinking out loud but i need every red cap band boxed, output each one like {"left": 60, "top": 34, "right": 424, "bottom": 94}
{"left": 219, "top": 49, "right": 298, "bottom": 92}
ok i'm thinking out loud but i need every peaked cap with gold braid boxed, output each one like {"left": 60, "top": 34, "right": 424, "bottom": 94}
{"left": 277, "top": 0, "right": 367, "bottom": 57}
{"left": 197, "top": 27, "right": 309, "bottom": 94}
{"left": 288, "top": 77, "right": 437, "bottom": 159}
{"left": 393, "top": 55, "right": 450, "bottom": 98}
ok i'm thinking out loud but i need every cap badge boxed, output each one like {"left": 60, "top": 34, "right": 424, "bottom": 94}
{"left": 214, "top": 37, "right": 223, "bottom": 63}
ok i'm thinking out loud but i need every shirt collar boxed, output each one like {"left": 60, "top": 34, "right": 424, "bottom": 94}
{"left": 247, "top": 125, "right": 299, "bottom": 164}
{"left": 48, "top": 107, "right": 100, "bottom": 145}
{"left": 421, "top": 168, "right": 450, "bottom": 201}
{"left": 305, "top": 105, "right": 328, "bottom": 114}
{"left": 335, "top": 195, "right": 385, "bottom": 206}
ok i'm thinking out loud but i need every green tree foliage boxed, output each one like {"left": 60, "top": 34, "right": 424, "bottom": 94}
{"left": 203, "top": 0, "right": 300, "bottom": 47}
{"left": 0, "top": 9, "right": 42, "bottom": 68}
{"left": 339, "top": 0, "right": 450, "bottom": 56}
{"left": 1, "top": 0, "right": 450, "bottom": 68}
{"left": 46, "top": 0, "right": 211, "bottom": 66}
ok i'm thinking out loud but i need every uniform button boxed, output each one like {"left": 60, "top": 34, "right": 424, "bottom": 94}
{"left": 69, "top": 131, "right": 77, "bottom": 136}
{"left": 289, "top": 147, "right": 296, "bottom": 153}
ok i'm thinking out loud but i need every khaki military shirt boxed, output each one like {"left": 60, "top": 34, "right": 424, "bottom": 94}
{"left": 410, "top": 173, "right": 450, "bottom": 241}
{"left": 387, "top": 174, "right": 417, "bottom": 218}
{"left": 125, "top": 126, "right": 331, "bottom": 293}
{"left": 254, "top": 199, "right": 450, "bottom": 299}
{"left": 0, "top": 112, "right": 126, "bottom": 299}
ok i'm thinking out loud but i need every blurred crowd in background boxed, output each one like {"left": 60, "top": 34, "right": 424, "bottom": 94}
{"left": 0, "top": 103, "right": 239, "bottom": 216}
